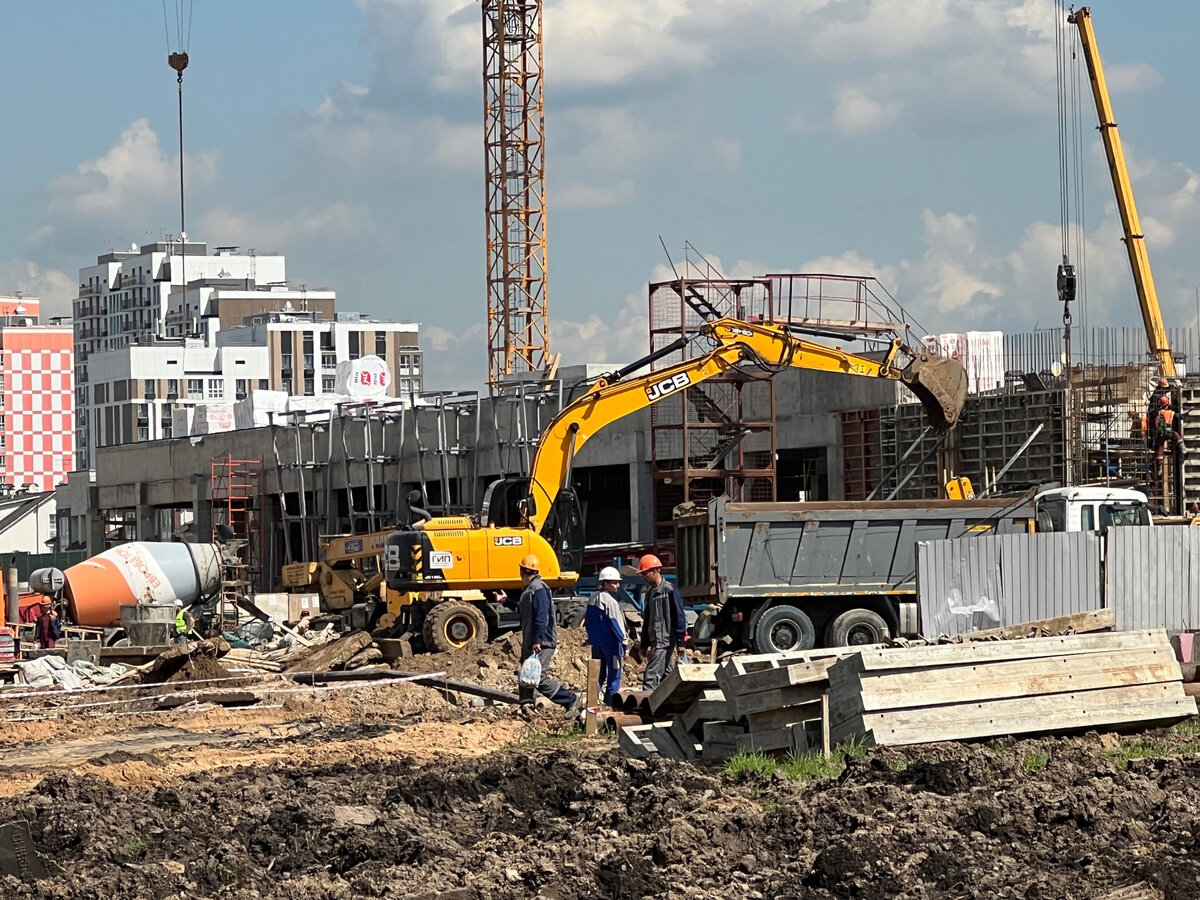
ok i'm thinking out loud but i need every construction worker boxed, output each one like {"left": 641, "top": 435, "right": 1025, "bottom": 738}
{"left": 35, "top": 601, "right": 61, "bottom": 650}
{"left": 637, "top": 554, "right": 686, "bottom": 691}
{"left": 1128, "top": 409, "right": 1146, "bottom": 442}
{"left": 585, "top": 567, "right": 629, "bottom": 704}
{"left": 172, "top": 599, "right": 194, "bottom": 645}
{"left": 1147, "top": 377, "right": 1171, "bottom": 442}
{"left": 1153, "top": 394, "right": 1186, "bottom": 461}
{"left": 500, "top": 555, "right": 578, "bottom": 711}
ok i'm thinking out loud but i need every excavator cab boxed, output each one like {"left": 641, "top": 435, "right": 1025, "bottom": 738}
{"left": 538, "top": 487, "right": 586, "bottom": 577}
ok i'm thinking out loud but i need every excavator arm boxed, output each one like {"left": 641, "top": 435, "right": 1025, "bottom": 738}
{"left": 525, "top": 317, "right": 967, "bottom": 533}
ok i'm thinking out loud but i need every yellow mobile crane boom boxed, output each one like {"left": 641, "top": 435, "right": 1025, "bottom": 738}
{"left": 1069, "top": 7, "right": 1176, "bottom": 377}
{"left": 382, "top": 318, "right": 966, "bottom": 650}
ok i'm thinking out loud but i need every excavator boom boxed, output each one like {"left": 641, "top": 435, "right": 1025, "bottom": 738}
{"left": 525, "top": 317, "right": 967, "bottom": 533}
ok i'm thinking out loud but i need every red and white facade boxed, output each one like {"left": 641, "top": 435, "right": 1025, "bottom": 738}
{"left": 0, "top": 297, "right": 75, "bottom": 492}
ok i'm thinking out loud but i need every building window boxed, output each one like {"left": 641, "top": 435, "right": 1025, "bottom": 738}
{"left": 167, "top": 378, "right": 179, "bottom": 399}
{"left": 348, "top": 331, "right": 360, "bottom": 360}
{"left": 207, "top": 379, "right": 224, "bottom": 399}
{"left": 144, "top": 381, "right": 156, "bottom": 400}
{"left": 322, "top": 376, "right": 335, "bottom": 393}
{"left": 187, "top": 379, "right": 203, "bottom": 399}
{"left": 137, "top": 403, "right": 149, "bottom": 422}
{"left": 138, "top": 426, "right": 150, "bottom": 441}
{"left": 399, "top": 354, "right": 410, "bottom": 368}
{"left": 375, "top": 332, "right": 387, "bottom": 357}
{"left": 322, "top": 352, "right": 336, "bottom": 369}
{"left": 258, "top": 379, "right": 269, "bottom": 391}
{"left": 412, "top": 355, "right": 421, "bottom": 373}
{"left": 304, "top": 376, "right": 314, "bottom": 396}
{"left": 304, "top": 353, "right": 314, "bottom": 371}
{"left": 281, "top": 353, "right": 292, "bottom": 371}
{"left": 281, "top": 377, "right": 293, "bottom": 395}
{"left": 235, "top": 379, "right": 248, "bottom": 401}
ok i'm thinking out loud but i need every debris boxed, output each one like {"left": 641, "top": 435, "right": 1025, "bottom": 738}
{"left": 284, "top": 631, "right": 373, "bottom": 674}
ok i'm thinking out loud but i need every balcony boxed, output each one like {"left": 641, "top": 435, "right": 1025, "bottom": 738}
{"left": 78, "top": 283, "right": 99, "bottom": 297}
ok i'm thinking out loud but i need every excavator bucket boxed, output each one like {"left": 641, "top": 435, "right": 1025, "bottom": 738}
{"left": 900, "top": 353, "right": 968, "bottom": 431}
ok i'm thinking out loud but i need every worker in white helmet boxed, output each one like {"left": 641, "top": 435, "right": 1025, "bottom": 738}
{"left": 585, "top": 567, "right": 630, "bottom": 704}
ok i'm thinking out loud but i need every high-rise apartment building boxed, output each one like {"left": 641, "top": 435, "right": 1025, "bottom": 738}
{"left": 0, "top": 296, "right": 74, "bottom": 492}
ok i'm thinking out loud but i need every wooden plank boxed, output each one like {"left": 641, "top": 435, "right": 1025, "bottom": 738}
{"left": 728, "top": 682, "right": 827, "bottom": 719}
{"left": 961, "top": 608, "right": 1114, "bottom": 641}
{"left": 832, "top": 630, "right": 1168, "bottom": 675}
{"left": 646, "top": 722, "right": 689, "bottom": 760}
{"left": 679, "top": 690, "right": 731, "bottom": 735}
{"left": 721, "top": 656, "right": 840, "bottom": 696}
{"left": 833, "top": 683, "right": 1196, "bottom": 747}
{"left": 745, "top": 700, "right": 823, "bottom": 732}
{"left": 701, "top": 741, "right": 738, "bottom": 762}
{"left": 721, "top": 645, "right": 877, "bottom": 679}
{"left": 702, "top": 721, "right": 748, "bottom": 745}
{"left": 647, "top": 663, "right": 719, "bottom": 715}
{"left": 736, "top": 727, "right": 795, "bottom": 754}
{"left": 618, "top": 725, "right": 654, "bottom": 759}
{"left": 585, "top": 659, "right": 600, "bottom": 736}
{"left": 669, "top": 717, "right": 702, "bottom": 761}
{"left": 836, "top": 648, "right": 1183, "bottom": 716}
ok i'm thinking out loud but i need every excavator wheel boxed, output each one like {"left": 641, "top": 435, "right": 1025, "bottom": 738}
{"left": 423, "top": 602, "right": 488, "bottom": 653}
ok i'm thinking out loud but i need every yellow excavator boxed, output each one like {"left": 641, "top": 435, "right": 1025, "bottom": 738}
{"left": 384, "top": 316, "right": 967, "bottom": 651}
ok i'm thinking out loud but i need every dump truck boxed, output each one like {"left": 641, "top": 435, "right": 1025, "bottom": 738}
{"left": 678, "top": 486, "right": 1162, "bottom": 654}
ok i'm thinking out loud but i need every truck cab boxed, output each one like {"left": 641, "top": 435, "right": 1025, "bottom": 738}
{"left": 1033, "top": 487, "right": 1153, "bottom": 533}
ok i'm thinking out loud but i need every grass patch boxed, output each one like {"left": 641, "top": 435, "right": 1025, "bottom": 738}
{"left": 1021, "top": 750, "right": 1050, "bottom": 773}
{"left": 723, "top": 737, "right": 870, "bottom": 785}
{"left": 986, "top": 737, "right": 1012, "bottom": 754}
{"left": 121, "top": 839, "right": 150, "bottom": 859}
{"left": 1105, "top": 738, "right": 1169, "bottom": 769}
{"left": 1171, "top": 718, "right": 1200, "bottom": 738}
{"left": 503, "top": 728, "right": 590, "bottom": 750}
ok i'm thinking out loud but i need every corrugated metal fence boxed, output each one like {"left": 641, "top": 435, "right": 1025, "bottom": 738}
{"left": 916, "top": 532, "right": 1101, "bottom": 637}
{"left": 1106, "top": 527, "right": 1200, "bottom": 631}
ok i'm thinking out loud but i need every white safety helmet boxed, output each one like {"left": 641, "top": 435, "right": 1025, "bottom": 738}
{"left": 174, "top": 599, "right": 184, "bottom": 608}
{"left": 598, "top": 566, "right": 621, "bottom": 583}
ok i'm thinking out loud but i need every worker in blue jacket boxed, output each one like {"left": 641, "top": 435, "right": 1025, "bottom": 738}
{"left": 498, "top": 554, "right": 578, "bottom": 711}
{"left": 584, "top": 567, "right": 629, "bottom": 704}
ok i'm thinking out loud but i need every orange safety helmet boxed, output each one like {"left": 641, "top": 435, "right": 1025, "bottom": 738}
{"left": 519, "top": 554, "right": 540, "bottom": 573}
{"left": 637, "top": 554, "right": 663, "bottom": 574}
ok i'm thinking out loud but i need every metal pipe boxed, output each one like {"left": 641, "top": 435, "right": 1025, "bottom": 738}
{"left": 604, "top": 712, "right": 647, "bottom": 732}
{"left": 866, "top": 426, "right": 931, "bottom": 501}
{"left": 291, "top": 668, "right": 520, "bottom": 705}
{"left": 885, "top": 433, "right": 949, "bottom": 501}
{"left": 978, "top": 424, "right": 1046, "bottom": 498}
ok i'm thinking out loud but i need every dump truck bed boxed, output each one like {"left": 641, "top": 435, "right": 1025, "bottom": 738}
{"left": 674, "top": 497, "right": 1035, "bottom": 603}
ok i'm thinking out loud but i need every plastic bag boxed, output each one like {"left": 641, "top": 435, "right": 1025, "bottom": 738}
{"left": 518, "top": 654, "right": 542, "bottom": 688}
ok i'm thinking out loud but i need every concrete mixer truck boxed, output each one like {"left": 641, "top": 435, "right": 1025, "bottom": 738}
{"left": 29, "top": 542, "right": 223, "bottom": 645}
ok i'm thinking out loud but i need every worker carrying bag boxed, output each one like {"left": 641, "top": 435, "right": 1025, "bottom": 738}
{"left": 518, "top": 655, "right": 542, "bottom": 688}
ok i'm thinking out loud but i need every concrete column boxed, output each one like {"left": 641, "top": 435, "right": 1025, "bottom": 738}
{"left": 136, "top": 503, "right": 156, "bottom": 541}
{"left": 86, "top": 511, "right": 105, "bottom": 557}
{"left": 629, "top": 435, "right": 655, "bottom": 545}
{"left": 192, "top": 479, "right": 213, "bottom": 544}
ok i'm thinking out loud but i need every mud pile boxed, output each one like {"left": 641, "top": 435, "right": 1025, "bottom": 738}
{"left": 3, "top": 731, "right": 1199, "bottom": 899}
{"left": 398, "top": 624, "right": 648, "bottom": 696}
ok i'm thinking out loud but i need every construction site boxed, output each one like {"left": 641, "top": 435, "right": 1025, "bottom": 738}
{"left": 5, "top": 3, "right": 1200, "bottom": 899}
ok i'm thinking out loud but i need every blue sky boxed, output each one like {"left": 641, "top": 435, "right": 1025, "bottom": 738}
{"left": 2, "top": 0, "right": 1198, "bottom": 389}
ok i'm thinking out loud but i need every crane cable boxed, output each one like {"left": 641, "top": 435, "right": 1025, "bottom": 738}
{"left": 1055, "top": 1, "right": 1090, "bottom": 367}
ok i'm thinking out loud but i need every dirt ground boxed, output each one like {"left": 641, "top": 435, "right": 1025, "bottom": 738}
{"left": 3, "top": 633, "right": 1199, "bottom": 899}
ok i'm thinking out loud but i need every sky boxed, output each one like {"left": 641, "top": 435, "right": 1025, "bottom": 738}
{"left": 2, "top": 0, "right": 1199, "bottom": 390}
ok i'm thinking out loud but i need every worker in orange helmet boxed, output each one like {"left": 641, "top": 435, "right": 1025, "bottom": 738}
{"left": 636, "top": 554, "right": 687, "bottom": 690}
{"left": 1153, "top": 393, "right": 1186, "bottom": 461}
{"left": 497, "top": 554, "right": 578, "bottom": 712}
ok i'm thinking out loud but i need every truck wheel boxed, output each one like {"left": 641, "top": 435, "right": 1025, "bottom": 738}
{"left": 824, "top": 608, "right": 891, "bottom": 647}
{"left": 751, "top": 605, "right": 816, "bottom": 654}
{"left": 423, "top": 602, "right": 487, "bottom": 653}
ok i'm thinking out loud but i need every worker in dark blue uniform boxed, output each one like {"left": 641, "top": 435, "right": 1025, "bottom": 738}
{"left": 584, "top": 566, "right": 629, "bottom": 704}
{"left": 499, "top": 554, "right": 578, "bottom": 711}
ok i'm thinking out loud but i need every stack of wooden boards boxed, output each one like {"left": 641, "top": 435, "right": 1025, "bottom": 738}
{"left": 618, "top": 628, "right": 1197, "bottom": 760}
{"left": 829, "top": 629, "right": 1196, "bottom": 747}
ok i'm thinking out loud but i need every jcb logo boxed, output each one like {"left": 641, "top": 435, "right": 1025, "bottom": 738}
{"left": 646, "top": 372, "right": 691, "bottom": 401}
{"left": 493, "top": 536, "right": 524, "bottom": 546}
{"left": 729, "top": 327, "right": 754, "bottom": 337}
{"left": 383, "top": 545, "right": 402, "bottom": 572}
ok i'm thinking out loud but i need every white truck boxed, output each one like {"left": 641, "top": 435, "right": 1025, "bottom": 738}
{"left": 1032, "top": 486, "right": 1153, "bottom": 533}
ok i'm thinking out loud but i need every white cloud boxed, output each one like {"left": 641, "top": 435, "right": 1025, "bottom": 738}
{"left": 197, "top": 202, "right": 374, "bottom": 250}
{"left": 49, "top": 119, "right": 216, "bottom": 220}
{"left": 831, "top": 84, "right": 902, "bottom": 136}
{"left": 557, "top": 180, "right": 635, "bottom": 210}
{"left": 0, "top": 260, "right": 76, "bottom": 320}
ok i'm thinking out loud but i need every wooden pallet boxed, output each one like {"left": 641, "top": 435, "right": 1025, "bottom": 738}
{"left": 646, "top": 664, "right": 718, "bottom": 716}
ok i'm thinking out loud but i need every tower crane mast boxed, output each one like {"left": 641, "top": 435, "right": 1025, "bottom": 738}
{"left": 482, "top": 0, "right": 550, "bottom": 384}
